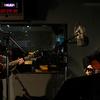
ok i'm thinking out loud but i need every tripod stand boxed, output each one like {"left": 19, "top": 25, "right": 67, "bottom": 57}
{"left": 14, "top": 73, "right": 32, "bottom": 100}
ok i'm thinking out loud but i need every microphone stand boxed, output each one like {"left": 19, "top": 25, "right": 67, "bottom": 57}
{"left": 4, "top": 34, "right": 10, "bottom": 100}
{"left": 9, "top": 36, "right": 26, "bottom": 54}
{"left": 62, "top": 29, "right": 83, "bottom": 80}
{"left": 14, "top": 73, "right": 32, "bottom": 100}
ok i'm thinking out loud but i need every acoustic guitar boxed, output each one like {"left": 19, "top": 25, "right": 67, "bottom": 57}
{"left": 0, "top": 50, "right": 41, "bottom": 73}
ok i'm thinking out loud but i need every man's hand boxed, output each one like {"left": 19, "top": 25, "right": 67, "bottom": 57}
{"left": 18, "top": 58, "right": 24, "bottom": 65}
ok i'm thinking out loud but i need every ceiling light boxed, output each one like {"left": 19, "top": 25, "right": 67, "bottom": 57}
{"left": 7, "top": 24, "right": 10, "bottom": 28}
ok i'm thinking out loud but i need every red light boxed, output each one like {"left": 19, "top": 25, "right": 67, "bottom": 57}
{"left": 7, "top": 9, "right": 12, "bottom": 13}
{"left": 13, "top": 9, "right": 18, "bottom": 13}
{"left": 0, "top": 9, "right": 6, "bottom": 13}
{"left": 0, "top": 9, "right": 18, "bottom": 14}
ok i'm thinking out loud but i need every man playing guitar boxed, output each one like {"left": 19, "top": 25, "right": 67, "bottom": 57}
{"left": 0, "top": 43, "right": 26, "bottom": 100}
{"left": 0, "top": 53, "right": 24, "bottom": 100}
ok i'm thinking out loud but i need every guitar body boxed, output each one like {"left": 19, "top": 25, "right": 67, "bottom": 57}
{"left": 0, "top": 50, "right": 40, "bottom": 79}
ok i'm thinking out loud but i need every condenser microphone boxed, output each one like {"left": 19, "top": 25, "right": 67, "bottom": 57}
{"left": 76, "top": 26, "right": 84, "bottom": 46}
{"left": 74, "top": 25, "right": 88, "bottom": 46}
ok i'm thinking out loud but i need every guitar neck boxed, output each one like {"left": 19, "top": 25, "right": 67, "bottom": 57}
{"left": 8, "top": 56, "right": 35, "bottom": 67}
{"left": 6, "top": 50, "right": 40, "bottom": 70}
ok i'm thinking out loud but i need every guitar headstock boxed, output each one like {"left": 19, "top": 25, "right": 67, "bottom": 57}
{"left": 25, "top": 50, "right": 41, "bottom": 60}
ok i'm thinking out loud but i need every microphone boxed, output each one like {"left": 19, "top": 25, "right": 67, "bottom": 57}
{"left": 76, "top": 25, "right": 84, "bottom": 46}
{"left": 74, "top": 25, "right": 89, "bottom": 46}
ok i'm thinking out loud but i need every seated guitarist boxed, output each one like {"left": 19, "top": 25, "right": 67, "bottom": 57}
{"left": 83, "top": 48, "right": 100, "bottom": 76}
